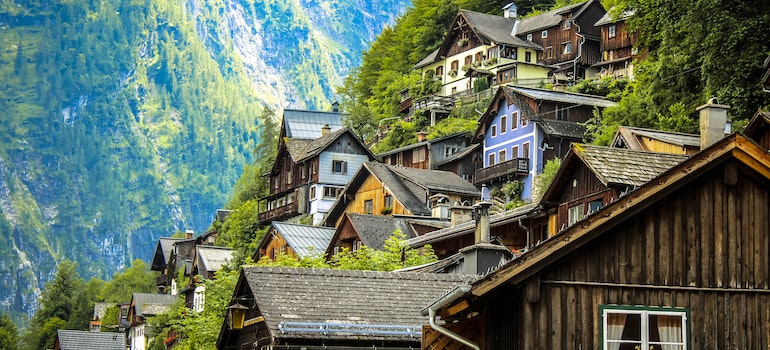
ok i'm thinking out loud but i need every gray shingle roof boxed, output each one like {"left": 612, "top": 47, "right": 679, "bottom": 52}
{"left": 273, "top": 222, "right": 335, "bottom": 258}
{"left": 345, "top": 213, "right": 435, "bottom": 250}
{"left": 388, "top": 165, "right": 480, "bottom": 197}
{"left": 517, "top": 1, "right": 590, "bottom": 34}
{"left": 594, "top": 7, "right": 635, "bottom": 26}
{"left": 507, "top": 86, "right": 616, "bottom": 108}
{"left": 241, "top": 267, "right": 473, "bottom": 342}
{"left": 459, "top": 10, "right": 541, "bottom": 49}
{"left": 132, "top": 293, "right": 177, "bottom": 317}
{"left": 375, "top": 133, "right": 466, "bottom": 158}
{"left": 433, "top": 144, "right": 479, "bottom": 167}
{"left": 284, "top": 138, "right": 312, "bottom": 160}
{"left": 576, "top": 144, "right": 689, "bottom": 187}
{"left": 196, "top": 246, "right": 233, "bottom": 274}
{"left": 282, "top": 109, "right": 344, "bottom": 139}
{"left": 366, "top": 163, "right": 432, "bottom": 216}
{"left": 57, "top": 330, "right": 126, "bottom": 350}
{"left": 413, "top": 48, "right": 440, "bottom": 69}
{"left": 152, "top": 237, "right": 184, "bottom": 270}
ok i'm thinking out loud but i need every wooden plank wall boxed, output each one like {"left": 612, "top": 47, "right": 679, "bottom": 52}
{"left": 512, "top": 162, "right": 770, "bottom": 349}
{"left": 343, "top": 174, "right": 409, "bottom": 216}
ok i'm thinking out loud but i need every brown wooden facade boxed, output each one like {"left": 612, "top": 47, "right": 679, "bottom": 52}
{"left": 426, "top": 134, "right": 770, "bottom": 349}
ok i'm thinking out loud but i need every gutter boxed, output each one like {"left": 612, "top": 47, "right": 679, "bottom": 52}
{"left": 423, "top": 284, "right": 480, "bottom": 350}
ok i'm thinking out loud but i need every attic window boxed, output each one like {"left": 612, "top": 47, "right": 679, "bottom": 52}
{"left": 332, "top": 160, "right": 347, "bottom": 174}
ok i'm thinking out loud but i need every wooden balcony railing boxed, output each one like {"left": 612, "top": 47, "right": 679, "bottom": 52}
{"left": 475, "top": 158, "right": 529, "bottom": 184}
{"left": 258, "top": 201, "right": 299, "bottom": 224}
{"left": 413, "top": 95, "right": 455, "bottom": 111}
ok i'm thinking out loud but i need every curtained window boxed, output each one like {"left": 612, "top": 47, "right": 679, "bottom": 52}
{"left": 602, "top": 306, "right": 687, "bottom": 350}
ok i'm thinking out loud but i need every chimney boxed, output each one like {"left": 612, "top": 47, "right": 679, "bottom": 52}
{"left": 321, "top": 124, "right": 331, "bottom": 136}
{"left": 331, "top": 101, "right": 340, "bottom": 113}
{"left": 450, "top": 205, "right": 474, "bottom": 227}
{"left": 416, "top": 130, "right": 428, "bottom": 142}
{"left": 503, "top": 2, "right": 518, "bottom": 18}
{"left": 459, "top": 200, "right": 512, "bottom": 275}
{"left": 696, "top": 97, "right": 730, "bottom": 149}
{"left": 185, "top": 230, "right": 194, "bottom": 239}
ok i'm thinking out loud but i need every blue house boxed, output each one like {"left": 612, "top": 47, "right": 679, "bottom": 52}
{"left": 473, "top": 86, "right": 615, "bottom": 200}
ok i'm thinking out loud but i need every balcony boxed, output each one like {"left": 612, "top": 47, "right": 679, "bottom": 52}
{"left": 258, "top": 201, "right": 299, "bottom": 224}
{"left": 475, "top": 158, "right": 529, "bottom": 184}
{"left": 413, "top": 95, "right": 455, "bottom": 112}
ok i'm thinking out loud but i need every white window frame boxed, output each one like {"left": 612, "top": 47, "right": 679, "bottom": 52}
{"left": 562, "top": 42, "right": 572, "bottom": 55}
{"left": 608, "top": 24, "right": 616, "bottom": 38}
{"left": 568, "top": 203, "right": 584, "bottom": 225}
{"left": 601, "top": 305, "right": 688, "bottom": 350}
{"left": 499, "top": 149, "right": 507, "bottom": 163}
{"left": 526, "top": 33, "right": 533, "bottom": 41}
{"left": 541, "top": 30, "right": 548, "bottom": 38}
{"left": 522, "top": 141, "right": 530, "bottom": 160}
{"left": 491, "top": 124, "right": 498, "bottom": 137}
{"left": 511, "top": 111, "right": 519, "bottom": 130}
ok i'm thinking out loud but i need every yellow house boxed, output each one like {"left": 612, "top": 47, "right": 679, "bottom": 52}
{"left": 611, "top": 126, "right": 701, "bottom": 155}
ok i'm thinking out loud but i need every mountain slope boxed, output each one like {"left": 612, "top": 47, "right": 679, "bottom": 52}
{"left": 0, "top": 0, "right": 406, "bottom": 322}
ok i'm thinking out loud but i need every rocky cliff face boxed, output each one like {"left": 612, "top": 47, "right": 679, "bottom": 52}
{"left": 0, "top": 0, "right": 406, "bottom": 322}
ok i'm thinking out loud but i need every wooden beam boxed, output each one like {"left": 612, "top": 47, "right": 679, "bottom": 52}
{"left": 442, "top": 300, "right": 470, "bottom": 317}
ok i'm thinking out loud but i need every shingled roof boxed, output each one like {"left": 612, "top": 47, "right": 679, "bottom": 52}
{"left": 131, "top": 293, "right": 177, "bottom": 317}
{"left": 56, "top": 330, "right": 125, "bottom": 350}
{"left": 517, "top": 1, "right": 592, "bottom": 34}
{"left": 536, "top": 118, "right": 587, "bottom": 138}
{"left": 239, "top": 267, "right": 473, "bottom": 342}
{"left": 575, "top": 144, "right": 688, "bottom": 187}
{"left": 329, "top": 213, "right": 446, "bottom": 255}
{"left": 458, "top": 10, "right": 541, "bottom": 49}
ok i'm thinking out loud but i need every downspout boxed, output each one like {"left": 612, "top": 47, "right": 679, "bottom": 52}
{"left": 425, "top": 284, "right": 480, "bottom": 350}
{"left": 572, "top": 22, "right": 585, "bottom": 83}
{"left": 518, "top": 218, "right": 530, "bottom": 252}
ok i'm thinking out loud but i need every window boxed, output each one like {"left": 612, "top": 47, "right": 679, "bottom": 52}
{"left": 396, "top": 153, "right": 404, "bottom": 166}
{"left": 512, "top": 145, "right": 519, "bottom": 158}
{"left": 557, "top": 105, "right": 569, "bottom": 120}
{"left": 568, "top": 203, "right": 584, "bottom": 225}
{"left": 521, "top": 115, "right": 529, "bottom": 127}
{"left": 332, "top": 160, "right": 347, "bottom": 174}
{"left": 353, "top": 240, "right": 362, "bottom": 251}
{"left": 499, "top": 149, "right": 507, "bottom": 163}
{"left": 545, "top": 46, "right": 554, "bottom": 59}
{"left": 525, "top": 52, "right": 532, "bottom": 62}
{"left": 563, "top": 19, "right": 572, "bottom": 30}
{"left": 588, "top": 200, "right": 603, "bottom": 214}
{"left": 475, "top": 52, "right": 482, "bottom": 62}
{"left": 488, "top": 153, "right": 495, "bottom": 166}
{"left": 286, "top": 169, "right": 293, "bottom": 184}
{"left": 444, "top": 146, "right": 459, "bottom": 157}
{"left": 384, "top": 194, "right": 392, "bottom": 209}
{"left": 562, "top": 42, "right": 572, "bottom": 55}
{"left": 364, "top": 199, "right": 373, "bottom": 214}
{"left": 541, "top": 30, "right": 548, "bottom": 38}
{"left": 311, "top": 160, "right": 317, "bottom": 175}
{"left": 451, "top": 87, "right": 457, "bottom": 94}
{"left": 436, "top": 65, "right": 444, "bottom": 76}
{"left": 602, "top": 306, "right": 687, "bottom": 350}
{"left": 511, "top": 111, "right": 519, "bottom": 130}
{"left": 301, "top": 165, "right": 307, "bottom": 179}
{"left": 500, "top": 116, "right": 508, "bottom": 134}
{"left": 465, "top": 55, "right": 472, "bottom": 65}
{"left": 526, "top": 33, "right": 533, "bottom": 41}
{"left": 522, "top": 142, "right": 530, "bottom": 159}
{"left": 412, "top": 148, "right": 426, "bottom": 163}
{"left": 309, "top": 186, "right": 316, "bottom": 200}
{"left": 491, "top": 124, "right": 497, "bottom": 137}
{"left": 608, "top": 24, "right": 616, "bottom": 38}
{"left": 323, "top": 186, "right": 343, "bottom": 199}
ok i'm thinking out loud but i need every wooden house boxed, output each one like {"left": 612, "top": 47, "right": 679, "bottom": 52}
{"left": 321, "top": 162, "right": 480, "bottom": 227}
{"left": 326, "top": 213, "right": 448, "bottom": 260}
{"left": 55, "top": 330, "right": 125, "bottom": 350}
{"left": 592, "top": 8, "right": 639, "bottom": 79}
{"left": 515, "top": 0, "right": 605, "bottom": 81}
{"left": 252, "top": 221, "right": 335, "bottom": 262}
{"left": 473, "top": 85, "right": 615, "bottom": 200}
{"left": 378, "top": 132, "right": 468, "bottom": 170}
{"left": 744, "top": 111, "right": 770, "bottom": 150}
{"left": 127, "top": 293, "right": 176, "bottom": 350}
{"left": 611, "top": 126, "right": 700, "bottom": 155}
{"left": 433, "top": 144, "right": 483, "bottom": 184}
{"left": 150, "top": 237, "right": 184, "bottom": 293}
{"left": 259, "top": 123, "right": 375, "bottom": 225}
{"left": 184, "top": 245, "right": 233, "bottom": 312}
{"left": 422, "top": 133, "right": 770, "bottom": 349}
{"left": 541, "top": 144, "right": 687, "bottom": 233}
{"left": 216, "top": 267, "right": 472, "bottom": 350}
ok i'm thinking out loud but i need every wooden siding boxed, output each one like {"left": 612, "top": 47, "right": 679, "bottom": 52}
{"left": 257, "top": 232, "right": 294, "bottom": 261}
{"left": 423, "top": 315, "right": 485, "bottom": 350}
{"left": 599, "top": 21, "right": 638, "bottom": 54}
{"left": 508, "top": 161, "right": 770, "bottom": 349}
{"left": 342, "top": 174, "right": 410, "bottom": 218}
{"left": 639, "top": 136, "right": 699, "bottom": 155}
{"left": 536, "top": 102, "right": 595, "bottom": 123}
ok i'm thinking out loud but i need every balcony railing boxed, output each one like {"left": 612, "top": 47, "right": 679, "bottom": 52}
{"left": 258, "top": 201, "right": 299, "bottom": 224}
{"left": 413, "top": 95, "right": 455, "bottom": 111}
{"left": 475, "top": 158, "right": 529, "bottom": 184}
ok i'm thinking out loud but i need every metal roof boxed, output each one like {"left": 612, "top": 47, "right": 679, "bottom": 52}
{"left": 615, "top": 126, "right": 700, "bottom": 148}
{"left": 507, "top": 86, "right": 617, "bottom": 108}
{"left": 57, "top": 330, "right": 126, "bottom": 350}
{"left": 272, "top": 222, "right": 336, "bottom": 258}
{"left": 282, "top": 109, "right": 344, "bottom": 139}
{"left": 196, "top": 246, "right": 233, "bottom": 273}
{"left": 594, "top": 7, "right": 635, "bottom": 26}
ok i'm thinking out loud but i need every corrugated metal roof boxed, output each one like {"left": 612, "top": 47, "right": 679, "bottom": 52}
{"left": 273, "top": 222, "right": 335, "bottom": 258}
{"left": 283, "top": 109, "right": 344, "bottom": 139}
{"left": 196, "top": 246, "right": 233, "bottom": 273}
{"left": 621, "top": 127, "right": 700, "bottom": 147}
{"left": 507, "top": 86, "right": 616, "bottom": 108}
{"left": 57, "top": 330, "right": 126, "bottom": 350}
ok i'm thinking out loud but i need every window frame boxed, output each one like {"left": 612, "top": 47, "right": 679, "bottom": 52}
{"left": 500, "top": 115, "right": 508, "bottom": 134}
{"left": 563, "top": 19, "right": 572, "bottom": 30}
{"left": 499, "top": 149, "right": 507, "bottom": 163}
{"left": 526, "top": 33, "right": 533, "bottom": 41}
{"left": 608, "top": 24, "right": 617, "bottom": 38}
{"left": 512, "top": 145, "right": 519, "bottom": 158}
{"left": 562, "top": 42, "right": 572, "bottom": 55}
{"left": 364, "top": 199, "right": 373, "bottom": 214}
{"left": 522, "top": 142, "right": 530, "bottom": 160}
{"left": 323, "top": 186, "right": 343, "bottom": 199}
{"left": 332, "top": 160, "right": 347, "bottom": 174}
{"left": 600, "top": 304, "right": 689, "bottom": 350}
{"left": 488, "top": 153, "right": 495, "bottom": 166}
{"left": 541, "top": 30, "right": 548, "bottom": 38}
{"left": 511, "top": 111, "right": 519, "bottom": 130}
{"left": 491, "top": 124, "right": 498, "bottom": 137}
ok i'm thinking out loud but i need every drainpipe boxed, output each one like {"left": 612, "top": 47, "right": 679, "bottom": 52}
{"left": 572, "top": 22, "right": 585, "bottom": 83}
{"left": 518, "top": 218, "right": 530, "bottom": 252}
{"left": 425, "top": 284, "right": 480, "bottom": 350}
